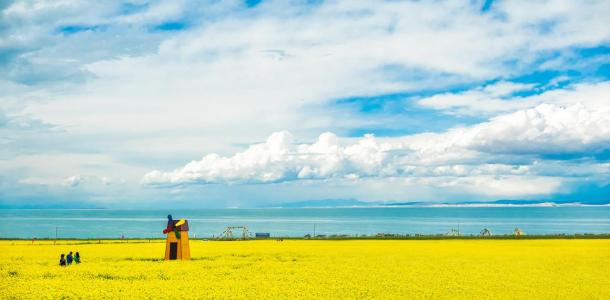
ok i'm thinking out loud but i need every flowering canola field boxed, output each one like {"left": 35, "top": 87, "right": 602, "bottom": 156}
{"left": 1, "top": 239, "right": 609, "bottom": 299}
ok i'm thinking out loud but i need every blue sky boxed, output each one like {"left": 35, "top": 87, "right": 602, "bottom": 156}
{"left": 1, "top": 0, "right": 609, "bottom": 208}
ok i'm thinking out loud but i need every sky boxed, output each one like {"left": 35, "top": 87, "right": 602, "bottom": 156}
{"left": 1, "top": 0, "right": 609, "bottom": 208}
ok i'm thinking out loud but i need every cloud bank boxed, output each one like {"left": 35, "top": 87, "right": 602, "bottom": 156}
{"left": 144, "top": 104, "right": 610, "bottom": 194}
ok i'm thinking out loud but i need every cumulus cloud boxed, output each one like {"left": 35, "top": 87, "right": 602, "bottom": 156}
{"left": 143, "top": 131, "right": 398, "bottom": 185}
{"left": 411, "top": 103, "right": 610, "bottom": 157}
{"left": 144, "top": 103, "right": 610, "bottom": 187}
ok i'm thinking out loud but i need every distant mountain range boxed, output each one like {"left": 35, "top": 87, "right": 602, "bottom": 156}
{"left": 0, "top": 202, "right": 103, "bottom": 209}
{"left": 2, "top": 198, "right": 608, "bottom": 209}
{"left": 264, "top": 199, "right": 370, "bottom": 208}
{"left": 266, "top": 198, "right": 610, "bottom": 208}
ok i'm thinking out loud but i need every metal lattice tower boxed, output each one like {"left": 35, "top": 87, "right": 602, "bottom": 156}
{"left": 219, "top": 226, "right": 249, "bottom": 240}
{"left": 480, "top": 228, "right": 492, "bottom": 236}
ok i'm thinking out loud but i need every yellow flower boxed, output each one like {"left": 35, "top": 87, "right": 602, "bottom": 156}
{"left": 0, "top": 239, "right": 608, "bottom": 299}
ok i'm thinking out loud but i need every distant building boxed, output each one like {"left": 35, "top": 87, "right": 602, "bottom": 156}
{"left": 255, "top": 232, "right": 270, "bottom": 238}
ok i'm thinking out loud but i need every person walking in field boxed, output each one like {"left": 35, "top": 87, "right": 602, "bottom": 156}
{"left": 74, "top": 252, "right": 81, "bottom": 264}
{"left": 59, "top": 254, "right": 66, "bottom": 267}
{"left": 66, "top": 252, "right": 73, "bottom": 265}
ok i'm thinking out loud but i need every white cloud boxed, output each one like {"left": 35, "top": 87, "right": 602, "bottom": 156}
{"left": 466, "top": 103, "right": 610, "bottom": 154}
{"left": 144, "top": 103, "right": 610, "bottom": 190}
{"left": 18, "top": 174, "right": 125, "bottom": 188}
{"left": 18, "top": 177, "right": 54, "bottom": 186}
{"left": 405, "top": 175, "right": 564, "bottom": 198}
{"left": 18, "top": 1, "right": 610, "bottom": 142}
{"left": 3, "top": 1, "right": 610, "bottom": 203}
{"left": 143, "top": 131, "right": 399, "bottom": 185}
{"left": 528, "top": 81, "right": 610, "bottom": 109}
{"left": 404, "top": 103, "right": 610, "bottom": 163}
{"left": 63, "top": 175, "right": 82, "bottom": 187}
{"left": 418, "top": 81, "right": 610, "bottom": 116}
{"left": 417, "top": 81, "right": 537, "bottom": 116}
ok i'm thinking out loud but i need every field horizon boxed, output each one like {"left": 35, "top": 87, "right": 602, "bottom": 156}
{"left": 3, "top": 233, "right": 610, "bottom": 242}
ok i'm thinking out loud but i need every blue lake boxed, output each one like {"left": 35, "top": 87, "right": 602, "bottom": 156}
{"left": 1, "top": 207, "right": 609, "bottom": 238}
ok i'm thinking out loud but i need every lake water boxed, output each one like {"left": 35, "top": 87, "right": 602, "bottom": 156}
{"left": 1, "top": 207, "right": 609, "bottom": 238}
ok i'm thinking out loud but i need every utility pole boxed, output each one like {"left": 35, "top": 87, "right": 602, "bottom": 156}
{"left": 55, "top": 227, "right": 58, "bottom": 245}
{"left": 313, "top": 224, "right": 316, "bottom": 238}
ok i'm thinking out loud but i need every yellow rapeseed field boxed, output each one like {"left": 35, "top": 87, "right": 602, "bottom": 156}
{"left": 0, "top": 239, "right": 609, "bottom": 299}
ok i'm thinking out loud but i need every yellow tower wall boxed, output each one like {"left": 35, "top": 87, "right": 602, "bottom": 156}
{"left": 164, "top": 231, "right": 190, "bottom": 260}
{"left": 180, "top": 232, "right": 190, "bottom": 260}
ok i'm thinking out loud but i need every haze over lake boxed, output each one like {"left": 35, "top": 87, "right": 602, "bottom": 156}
{"left": 2, "top": 207, "right": 609, "bottom": 239}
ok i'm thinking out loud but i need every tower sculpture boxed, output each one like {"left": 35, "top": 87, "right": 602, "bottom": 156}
{"left": 163, "top": 214, "right": 190, "bottom": 260}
